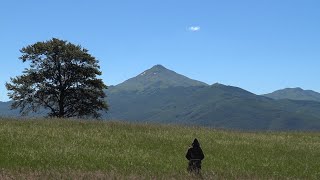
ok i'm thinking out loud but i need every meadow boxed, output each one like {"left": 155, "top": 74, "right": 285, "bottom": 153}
{"left": 0, "top": 118, "right": 320, "bottom": 179}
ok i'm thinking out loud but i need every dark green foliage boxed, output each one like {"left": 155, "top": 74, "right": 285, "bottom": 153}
{"left": 5, "top": 38, "right": 108, "bottom": 118}
{"left": 264, "top": 87, "right": 320, "bottom": 102}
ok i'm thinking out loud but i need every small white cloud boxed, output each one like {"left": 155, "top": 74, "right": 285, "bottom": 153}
{"left": 187, "top": 26, "right": 201, "bottom": 32}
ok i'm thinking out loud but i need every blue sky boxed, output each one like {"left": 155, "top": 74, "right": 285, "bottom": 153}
{"left": 1, "top": 0, "right": 320, "bottom": 101}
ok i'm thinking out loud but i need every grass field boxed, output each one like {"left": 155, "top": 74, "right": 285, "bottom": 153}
{"left": 0, "top": 118, "right": 320, "bottom": 179}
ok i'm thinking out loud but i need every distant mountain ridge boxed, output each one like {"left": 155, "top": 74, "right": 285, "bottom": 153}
{"left": 106, "top": 81, "right": 320, "bottom": 130}
{"left": 2, "top": 65, "right": 320, "bottom": 131}
{"left": 264, "top": 88, "right": 320, "bottom": 102}
{"left": 104, "top": 65, "right": 320, "bottom": 131}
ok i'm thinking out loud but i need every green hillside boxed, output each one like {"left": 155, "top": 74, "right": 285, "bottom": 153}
{"left": 0, "top": 118, "right": 319, "bottom": 179}
{"left": 106, "top": 83, "right": 320, "bottom": 130}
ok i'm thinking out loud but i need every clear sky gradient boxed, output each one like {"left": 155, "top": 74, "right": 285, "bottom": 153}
{"left": 1, "top": 0, "right": 320, "bottom": 101}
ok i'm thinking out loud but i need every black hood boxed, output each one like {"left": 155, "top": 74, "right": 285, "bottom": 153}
{"left": 192, "top": 138, "right": 200, "bottom": 147}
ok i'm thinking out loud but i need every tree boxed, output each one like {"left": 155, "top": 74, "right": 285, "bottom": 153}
{"left": 6, "top": 38, "right": 108, "bottom": 118}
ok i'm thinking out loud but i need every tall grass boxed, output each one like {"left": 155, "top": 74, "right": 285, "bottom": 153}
{"left": 0, "top": 118, "right": 320, "bottom": 179}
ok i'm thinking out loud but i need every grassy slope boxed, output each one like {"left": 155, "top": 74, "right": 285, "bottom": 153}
{"left": 0, "top": 118, "right": 320, "bottom": 179}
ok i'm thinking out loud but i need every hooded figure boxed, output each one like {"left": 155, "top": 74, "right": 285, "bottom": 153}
{"left": 186, "top": 138, "right": 205, "bottom": 173}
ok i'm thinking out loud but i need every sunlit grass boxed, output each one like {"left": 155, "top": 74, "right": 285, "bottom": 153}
{"left": 0, "top": 118, "right": 319, "bottom": 179}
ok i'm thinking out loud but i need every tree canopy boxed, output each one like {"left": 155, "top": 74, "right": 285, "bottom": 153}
{"left": 6, "top": 38, "right": 108, "bottom": 118}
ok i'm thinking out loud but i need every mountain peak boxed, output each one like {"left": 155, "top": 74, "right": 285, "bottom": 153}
{"left": 142, "top": 64, "right": 169, "bottom": 75}
{"left": 138, "top": 64, "right": 170, "bottom": 77}
{"left": 151, "top": 64, "right": 167, "bottom": 70}
{"left": 282, "top": 87, "right": 303, "bottom": 91}
{"left": 144, "top": 64, "right": 173, "bottom": 73}
{"left": 111, "top": 65, "right": 207, "bottom": 92}
{"left": 264, "top": 87, "right": 320, "bottom": 102}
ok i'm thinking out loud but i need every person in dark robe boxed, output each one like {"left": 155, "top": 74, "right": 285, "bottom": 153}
{"left": 186, "top": 138, "right": 205, "bottom": 173}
